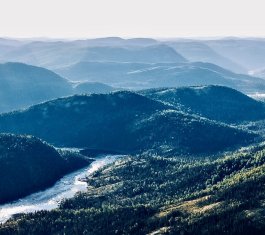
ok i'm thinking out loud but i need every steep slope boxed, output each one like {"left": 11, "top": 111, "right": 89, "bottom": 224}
{"left": 141, "top": 85, "right": 265, "bottom": 123}
{"left": 0, "top": 91, "right": 255, "bottom": 155}
{"left": 0, "top": 62, "right": 73, "bottom": 112}
{"left": 0, "top": 134, "right": 92, "bottom": 204}
{"left": 3, "top": 144, "right": 265, "bottom": 234}
{"left": 56, "top": 61, "right": 265, "bottom": 93}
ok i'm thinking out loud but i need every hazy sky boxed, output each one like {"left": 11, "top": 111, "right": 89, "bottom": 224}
{"left": 0, "top": 0, "right": 264, "bottom": 38}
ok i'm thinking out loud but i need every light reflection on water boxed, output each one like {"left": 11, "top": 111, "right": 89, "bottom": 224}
{"left": 0, "top": 155, "right": 119, "bottom": 223}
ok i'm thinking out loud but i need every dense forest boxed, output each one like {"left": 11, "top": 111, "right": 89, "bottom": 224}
{"left": 0, "top": 134, "right": 93, "bottom": 204}
{"left": 1, "top": 85, "right": 265, "bottom": 234}
{"left": 2, "top": 144, "right": 265, "bottom": 234}
{"left": 2, "top": 34, "right": 265, "bottom": 235}
{"left": 0, "top": 90, "right": 257, "bottom": 155}
{"left": 140, "top": 85, "right": 265, "bottom": 123}
{"left": 0, "top": 53, "right": 265, "bottom": 235}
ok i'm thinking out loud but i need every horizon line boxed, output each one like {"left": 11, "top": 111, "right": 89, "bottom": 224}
{"left": 2, "top": 35, "right": 265, "bottom": 42}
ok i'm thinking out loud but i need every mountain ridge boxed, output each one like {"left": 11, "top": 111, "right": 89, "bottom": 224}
{"left": 140, "top": 85, "right": 265, "bottom": 123}
{"left": 0, "top": 90, "right": 257, "bottom": 156}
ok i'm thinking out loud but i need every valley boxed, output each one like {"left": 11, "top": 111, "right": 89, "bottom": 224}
{"left": 1, "top": 37, "right": 265, "bottom": 234}
{"left": 0, "top": 154, "right": 120, "bottom": 223}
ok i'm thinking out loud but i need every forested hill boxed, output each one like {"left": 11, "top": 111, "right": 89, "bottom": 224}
{"left": 0, "top": 62, "right": 72, "bottom": 112}
{"left": 0, "top": 91, "right": 256, "bottom": 155}
{"left": 140, "top": 85, "right": 265, "bottom": 123}
{"left": 0, "top": 134, "right": 92, "bottom": 204}
{"left": 3, "top": 144, "right": 265, "bottom": 234}
{"left": 0, "top": 62, "right": 118, "bottom": 113}
{"left": 73, "top": 82, "right": 114, "bottom": 94}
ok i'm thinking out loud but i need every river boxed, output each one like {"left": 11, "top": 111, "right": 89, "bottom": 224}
{"left": 0, "top": 155, "right": 119, "bottom": 223}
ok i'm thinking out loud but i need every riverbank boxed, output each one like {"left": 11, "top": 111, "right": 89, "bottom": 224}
{"left": 0, "top": 155, "right": 121, "bottom": 223}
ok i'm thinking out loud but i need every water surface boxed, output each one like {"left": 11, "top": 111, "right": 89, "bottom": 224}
{"left": 0, "top": 155, "right": 119, "bottom": 223}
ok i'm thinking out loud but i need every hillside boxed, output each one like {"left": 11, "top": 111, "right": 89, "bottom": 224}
{"left": 0, "top": 91, "right": 255, "bottom": 155}
{"left": 0, "top": 41, "right": 185, "bottom": 69}
{"left": 0, "top": 134, "right": 92, "bottom": 204}
{"left": 0, "top": 62, "right": 118, "bottom": 113}
{"left": 166, "top": 41, "right": 246, "bottom": 73}
{"left": 73, "top": 82, "right": 115, "bottom": 94}
{"left": 205, "top": 39, "right": 265, "bottom": 72}
{"left": 141, "top": 85, "right": 265, "bottom": 123}
{"left": 55, "top": 61, "right": 149, "bottom": 82}
{"left": 56, "top": 61, "right": 265, "bottom": 93}
{"left": 2, "top": 38, "right": 265, "bottom": 94}
{"left": 0, "top": 62, "right": 72, "bottom": 112}
{"left": 3, "top": 144, "right": 265, "bottom": 234}
{"left": 81, "top": 44, "right": 187, "bottom": 63}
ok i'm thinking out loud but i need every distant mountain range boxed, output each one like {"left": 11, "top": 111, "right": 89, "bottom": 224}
{"left": 165, "top": 41, "right": 246, "bottom": 73}
{"left": 0, "top": 42, "right": 186, "bottom": 69}
{"left": 2, "top": 37, "right": 265, "bottom": 74}
{"left": 204, "top": 38, "right": 265, "bottom": 72}
{"left": 56, "top": 61, "right": 265, "bottom": 93}
{"left": 0, "top": 62, "right": 72, "bottom": 112}
{"left": 0, "top": 62, "right": 116, "bottom": 113}
{"left": 81, "top": 45, "right": 187, "bottom": 64}
{"left": 165, "top": 38, "right": 265, "bottom": 73}
{"left": 4, "top": 60, "right": 265, "bottom": 119}
{"left": 1, "top": 37, "right": 265, "bottom": 96}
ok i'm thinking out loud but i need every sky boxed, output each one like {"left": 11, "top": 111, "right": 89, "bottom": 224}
{"left": 0, "top": 0, "right": 264, "bottom": 39}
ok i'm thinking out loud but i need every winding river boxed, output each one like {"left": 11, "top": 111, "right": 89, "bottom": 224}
{"left": 0, "top": 155, "right": 119, "bottom": 223}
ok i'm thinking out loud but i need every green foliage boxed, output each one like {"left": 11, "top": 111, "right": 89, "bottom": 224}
{"left": 0, "top": 134, "right": 92, "bottom": 204}
{"left": 0, "top": 86, "right": 264, "bottom": 234}
{"left": 140, "top": 85, "right": 265, "bottom": 123}
{"left": 3, "top": 145, "right": 265, "bottom": 234}
{"left": 0, "top": 91, "right": 256, "bottom": 155}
